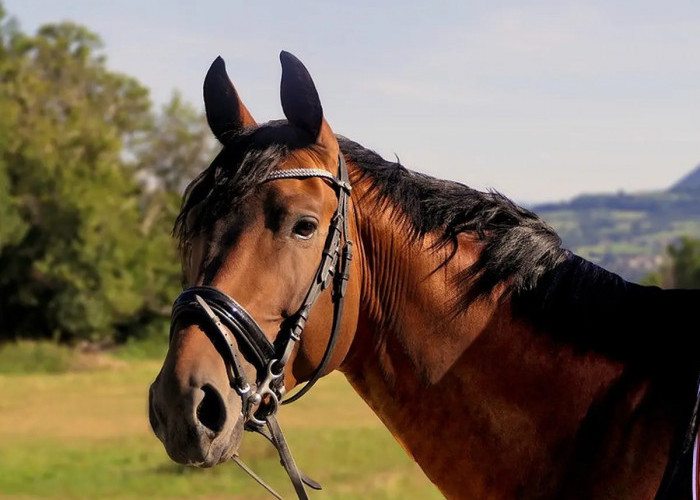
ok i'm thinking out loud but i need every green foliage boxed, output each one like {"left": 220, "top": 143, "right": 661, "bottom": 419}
{"left": 663, "top": 237, "right": 700, "bottom": 288}
{"left": 639, "top": 237, "right": 700, "bottom": 288}
{"left": 535, "top": 190, "right": 700, "bottom": 282}
{"left": 0, "top": 4, "right": 209, "bottom": 344}
{"left": 135, "top": 91, "right": 215, "bottom": 195}
{"left": 112, "top": 327, "right": 169, "bottom": 361}
{"left": 0, "top": 340, "right": 75, "bottom": 373}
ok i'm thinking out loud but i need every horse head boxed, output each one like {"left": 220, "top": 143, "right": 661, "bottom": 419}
{"left": 148, "top": 52, "right": 360, "bottom": 471}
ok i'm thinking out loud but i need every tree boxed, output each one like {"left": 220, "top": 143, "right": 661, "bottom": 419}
{"left": 134, "top": 92, "right": 216, "bottom": 242}
{"left": 0, "top": 7, "right": 28, "bottom": 250}
{"left": 665, "top": 237, "right": 700, "bottom": 288}
{"left": 644, "top": 237, "right": 700, "bottom": 289}
{"left": 0, "top": 7, "right": 189, "bottom": 343}
{"left": 136, "top": 92, "right": 214, "bottom": 196}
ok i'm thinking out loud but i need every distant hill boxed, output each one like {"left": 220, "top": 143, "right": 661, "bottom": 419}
{"left": 671, "top": 164, "right": 700, "bottom": 192}
{"left": 531, "top": 166, "right": 700, "bottom": 283}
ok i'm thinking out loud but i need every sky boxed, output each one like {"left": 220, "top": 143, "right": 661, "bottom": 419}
{"left": 5, "top": 0, "right": 700, "bottom": 204}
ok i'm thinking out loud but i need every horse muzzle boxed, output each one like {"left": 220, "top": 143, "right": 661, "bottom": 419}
{"left": 148, "top": 343, "right": 246, "bottom": 467}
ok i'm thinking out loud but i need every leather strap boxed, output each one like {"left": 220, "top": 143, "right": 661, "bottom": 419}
{"left": 231, "top": 421, "right": 323, "bottom": 500}
{"left": 267, "top": 415, "right": 311, "bottom": 500}
{"left": 232, "top": 456, "right": 285, "bottom": 500}
{"left": 282, "top": 156, "right": 353, "bottom": 404}
{"left": 250, "top": 425, "right": 322, "bottom": 490}
{"left": 195, "top": 294, "right": 254, "bottom": 397}
{"left": 693, "top": 384, "right": 700, "bottom": 500}
{"left": 694, "top": 428, "right": 699, "bottom": 500}
{"left": 172, "top": 287, "right": 276, "bottom": 369}
{"left": 654, "top": 373, "right": 700, "bottom": 500}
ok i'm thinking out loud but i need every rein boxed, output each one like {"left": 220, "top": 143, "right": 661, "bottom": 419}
{"left": 654, "top": 374, "right": 700, "bottom": 500}
{"left": 170, "top": 154, "right": 352, "bottom": 499}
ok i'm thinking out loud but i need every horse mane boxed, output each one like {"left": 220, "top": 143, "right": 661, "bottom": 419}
{"left": 514, "top": 253, "right": 700, "bottom": 369}
{"left": 173, "top": 127, "right": 700, "bottom": 366}
{"left": 174, "top": 121, "right": 305, "bottom": 266}
{"left": 341, "top": 137, "right": 700, "bottom": 366}
{"left": 337, "top": 136, "right": 569, "bottom": 307}
{"left": 174, "top": 127, "right": 569, "bottom": 301}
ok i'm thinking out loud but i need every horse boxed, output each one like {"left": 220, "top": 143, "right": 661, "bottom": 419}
{"left": 148, "top": 51, "right": 700, "bottom": 499}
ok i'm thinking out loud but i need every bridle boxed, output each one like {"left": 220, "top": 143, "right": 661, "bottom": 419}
{"left": 654, "top": 374, "right": 700, "bottom": 500}
{"left": 169, "top": 153, "right": 353, "bottom": 499}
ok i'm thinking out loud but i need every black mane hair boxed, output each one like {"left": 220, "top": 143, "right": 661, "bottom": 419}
{"left": 175, "top": 126, "right": 700, "bottom": 368}
{"left": 175, "top": 127, "right": 569, "bottom": 303}
{"left": 338, "top": 137, "right": 700, "bottom": 368}
{"left": 337, "top": 136, "right": 569, "bottom": 307}
{"left": 174, "top": 120, "right": 313, "bottom": 256}
{"left": 514, "top": 253, "right": 700, "bottom": 370}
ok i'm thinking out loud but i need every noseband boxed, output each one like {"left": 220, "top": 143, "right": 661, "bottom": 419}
{"left": 169, "top": 154, "right": 352, "bottom": 499}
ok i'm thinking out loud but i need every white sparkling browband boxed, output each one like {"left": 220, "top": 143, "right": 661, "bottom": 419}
{"left": 265, "top": 168, "right": 337, "bottom": 182}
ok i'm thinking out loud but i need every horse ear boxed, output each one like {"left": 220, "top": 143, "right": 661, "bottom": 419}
{"left": 203, "top": 56, "right": 256, "bottom": 143}
{"left": 279, "top": 51, "right": 323, "bottom": 141}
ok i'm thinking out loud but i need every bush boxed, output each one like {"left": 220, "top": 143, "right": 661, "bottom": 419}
{"left": 0, "top": 341, "right": 75, "bottom": 374}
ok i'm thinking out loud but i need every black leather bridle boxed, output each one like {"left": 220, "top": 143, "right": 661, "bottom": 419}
{"left": 169, "top": 154, "right": 353, "bottom": 499}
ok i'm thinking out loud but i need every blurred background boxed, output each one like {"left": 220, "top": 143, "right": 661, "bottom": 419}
{"left": 0, "top": 1, "right": 698, "bottom": 499}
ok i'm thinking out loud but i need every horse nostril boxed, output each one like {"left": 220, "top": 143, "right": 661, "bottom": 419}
{"left": 196, "top": 384, "right": 226, "bottom": 434}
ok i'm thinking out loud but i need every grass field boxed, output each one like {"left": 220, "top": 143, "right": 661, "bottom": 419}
{"left": 0, "top": 352, "right": 442, "bottom": 500}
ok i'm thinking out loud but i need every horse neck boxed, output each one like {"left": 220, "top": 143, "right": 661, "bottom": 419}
{"left": 342, "top": 178, "right": 494, "bottom": 385}
{"left": 339, "top": 177, "right": 698, "bottom": 498}
{"left": 341, "top": 178, "right": 531, "bottom": 495}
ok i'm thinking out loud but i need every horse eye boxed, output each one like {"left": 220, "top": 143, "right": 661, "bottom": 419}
{"left": 292, "top": 219, "right": 317, "bottom": 239}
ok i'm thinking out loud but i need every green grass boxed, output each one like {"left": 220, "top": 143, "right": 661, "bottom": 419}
{"left": 0, "top": 430, "right": 433, "bottom": 500}
{"left": 0, "top": 341, "right": 77, "bottom": 374}
{"left": 0, "top": 335, "right": 171, "bottom": 376}
{"left": 111, "top": 335, "right": 169, "bottom": 361}
{"left": 0, "top": 355, "right": 442, "bottom": 500}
